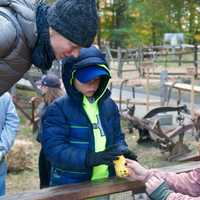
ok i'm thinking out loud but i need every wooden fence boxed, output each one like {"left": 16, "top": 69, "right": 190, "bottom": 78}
{"left": 0, "top": 161, "right": 199, "bottom": 200}
{"left": 103, "top": 44, "right": 200, "bottom": 78}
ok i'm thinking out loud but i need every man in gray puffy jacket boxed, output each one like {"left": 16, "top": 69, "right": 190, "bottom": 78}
{"left": 0, "top": 0, "right": 98, "bottom": 96}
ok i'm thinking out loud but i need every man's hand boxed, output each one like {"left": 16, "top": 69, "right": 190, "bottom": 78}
{"left": 123, "top": 149, "right": 137, "bottom": 161}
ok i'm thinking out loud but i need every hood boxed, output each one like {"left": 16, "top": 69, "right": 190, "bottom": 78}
{"left": 62, "top": 46, "right": 111, "bottom": 103}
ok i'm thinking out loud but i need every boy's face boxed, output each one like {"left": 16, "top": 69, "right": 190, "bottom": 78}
{"left": 49, "top": 28, "right": 81, "bottom": 60}
{"left": 74, "top": 77, "right": 101, "bottom": 97}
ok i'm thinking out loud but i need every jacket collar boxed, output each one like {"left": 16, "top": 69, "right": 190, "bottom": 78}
{"left": 31, "top": 3, "right": 55, "bottom": 70}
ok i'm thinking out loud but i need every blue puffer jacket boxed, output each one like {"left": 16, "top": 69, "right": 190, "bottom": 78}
{"left": 41, "top": 47, "right": 127, "bottom": 185}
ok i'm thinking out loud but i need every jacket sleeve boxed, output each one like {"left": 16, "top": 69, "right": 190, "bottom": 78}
{"left": 0, "top": 3, "right": 35, "bottom": 96}
{"left": 0, "top": 0, "right": 37, "bottom": 48}
{"left": 167, "top": 192, "right": 200, "bottom": 200}
{"left": 41, "top": 102, "right": 88, "bottom": 171}
{"left": 148, "top": 168, "right": 200, "bottom": 199}
{"left": 0, "top": 93, "right": 19, "bottom": 154}
{"left": 0, "top": 11, "right": 20, "bottom": 96}
{"left": 0, "top": 13, "right": 17, "bottom": 58}
{"left": 111, "top": 100, "right": 127, "bottom": 146}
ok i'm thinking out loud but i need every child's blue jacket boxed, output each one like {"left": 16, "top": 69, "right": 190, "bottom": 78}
{"left": 41, "top": 47, "right": 127, "bottom": 184}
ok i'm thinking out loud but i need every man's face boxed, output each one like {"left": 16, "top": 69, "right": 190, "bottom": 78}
{"left": 49, "top": 28, "right": 81, "bottom": 59}
{"left": 74, "top": 77, "right": 101, "bottom": 97}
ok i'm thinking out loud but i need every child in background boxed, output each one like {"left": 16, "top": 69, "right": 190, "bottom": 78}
{"left": 41, "top": 46, "right": 137, "bottom": 191}
{"left": 35, "top": 74, "right": 64, "bottom": 188}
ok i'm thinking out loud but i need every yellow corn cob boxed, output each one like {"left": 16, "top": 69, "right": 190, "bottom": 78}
{"left": 113, "top": 155, "right": 129, "bottom": 177}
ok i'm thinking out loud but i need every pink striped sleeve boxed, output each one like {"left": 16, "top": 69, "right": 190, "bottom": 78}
{"left": 167, "top": 192, "right": 200, "bottom": 200}
{"left": 147, "top": 168, "right": 200, "bottom": 199}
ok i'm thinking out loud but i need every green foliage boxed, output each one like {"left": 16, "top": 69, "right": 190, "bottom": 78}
{"left": 44, "top": 0, "right": 200, "bottom": 47}
{"left": 99, "top": 0, "right": 200, "bottom": 47}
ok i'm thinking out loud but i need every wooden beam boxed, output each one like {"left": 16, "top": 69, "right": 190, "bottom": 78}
{"left": 1, "top": 161, "right": 200, "bottom": 200}
{"left": 113, "top": 98, "right": 160, "bottom": 106}
{"left": 160, "top": 161, "right": 200, "bottom": 173}
{"left": 0, "top": 178, "right": 145, "bottom": 200}
{"left": 164, "top": 82, "right": 200, "bottom": 93}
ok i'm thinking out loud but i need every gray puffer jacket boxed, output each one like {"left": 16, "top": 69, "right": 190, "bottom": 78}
{"left": 0, "top": 0, "right": 37, "bottom": 95}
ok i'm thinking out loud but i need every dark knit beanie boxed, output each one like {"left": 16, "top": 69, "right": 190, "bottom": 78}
{"left": 47, "top": 0, "right": 98, "bottom": 47}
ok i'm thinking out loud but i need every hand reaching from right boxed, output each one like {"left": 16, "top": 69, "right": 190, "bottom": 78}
{"left": 125, "top": 159, "right": 148, "bottom": 182}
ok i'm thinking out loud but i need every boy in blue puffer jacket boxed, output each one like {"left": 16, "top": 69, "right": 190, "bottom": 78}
{"left": 41, "top": 46, "right": 137, "bottom": 189}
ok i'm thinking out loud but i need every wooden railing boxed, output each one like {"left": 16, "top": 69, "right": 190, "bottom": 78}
{"left": 103, "top": 45, "right": 200, "bottom": 78}
{"left": 0, "top": 161, "right": 200, "bottom": 200}
{"left": 0, "top": 178, "right": 145, "bottom": 200}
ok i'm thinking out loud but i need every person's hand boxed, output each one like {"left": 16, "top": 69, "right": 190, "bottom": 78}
{"left": 123, "top": 149, "right": 137, "bottom": 161}
{"left": 125, "top": 159, "right": 148, "bottom": 181}
{"left": 85, "top": 144, "right": 127, "bottom": 167}
{"left": 146, "top": 176, "right": 172, "bottom": 200}
{"left": 108, "top": 144, "right": 137, "bottom": 161}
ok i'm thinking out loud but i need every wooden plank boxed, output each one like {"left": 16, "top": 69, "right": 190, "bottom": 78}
{"left": 110, "top": 79, "right": 159, "bottom": 87}
{"left": 160, "top": 161, "right": 200, "bottom": 173}
{"left": 0, "top": 161, "right": 200, "bottom": 200}
{"left": 110, "top": 78, "right": 141, "bottom": 86}
{"left": 164, "top": 82, "right": 200, "bottom": 93}
{"left": 177, "top": 153, "right": 200, "bottom": 162}
{"left": 113, "top": 98, "right": 160, "bottom": 106}
{"left": 0, "top": 178, "right": 145, "bottom": 200}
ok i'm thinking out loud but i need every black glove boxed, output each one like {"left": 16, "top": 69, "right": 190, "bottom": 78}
{"left": 110, "top": 144, "right": 138, "bottom": 161}
{"left": 85, "top": 145, "right": 127, "bottom": 167}
{"left": 123, "top": 149, "right": 137, "bottom": 161}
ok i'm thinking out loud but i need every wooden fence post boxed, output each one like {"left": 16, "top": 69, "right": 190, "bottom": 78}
{"left": 187, "top": 67, "right": 196, "bottom": 118}
{"left": 160, "top": 70, "right": 168, "bottom": 106}
{"left": 194, "top": 44, "right": 198, "bottom": 78}
{"left": 178, "top": 45, "right": 182, "bottom": 66}
{"left": 117, "top": 47, "right": 123, "bottom": 78}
